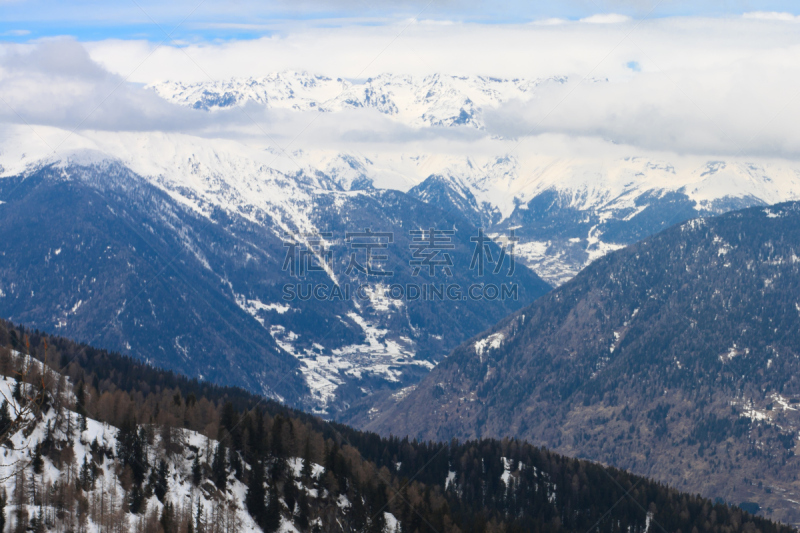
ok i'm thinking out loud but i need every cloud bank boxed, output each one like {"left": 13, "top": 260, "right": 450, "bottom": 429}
{"left": 2, "top": 15, "right": 800, "bottom": 159}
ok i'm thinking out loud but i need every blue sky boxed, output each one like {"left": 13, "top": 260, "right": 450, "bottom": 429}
{"left": 2, "top": 0, "right": 800, "bottom": 43}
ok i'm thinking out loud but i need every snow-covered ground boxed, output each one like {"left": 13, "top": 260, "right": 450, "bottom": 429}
{"left": 0, "top": 371, "right": 269, "bottom": 531}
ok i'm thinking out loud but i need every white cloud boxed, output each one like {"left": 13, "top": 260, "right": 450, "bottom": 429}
{"left": 4, "top": 15, "right": 800, "bottom": 160}
{"left": 484, "top": 63, "right": 800, "bottom": 158}
{"left": 81, "top": 17, "right": 800, "bottom": 83}
{"left": 530, "top": 18, "right": 567, "bottom": 26}
{"left": 743, "top": 12, "right": 800, "bottom": 22}
{"left": 0, "top": 40, "right": 247, "bottom": 134}
{"left": 579, "top": 13, "right": 631, "bottom": 23}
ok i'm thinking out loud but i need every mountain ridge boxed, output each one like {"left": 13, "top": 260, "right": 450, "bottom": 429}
{"left": 0, "top": 157, "right": 549, "bottom": 416}
{"left": 366, "top": 200, "right": 800, "bottom": 523}
{"left": 0, "top": 317, "right": 793, "bottom": 533}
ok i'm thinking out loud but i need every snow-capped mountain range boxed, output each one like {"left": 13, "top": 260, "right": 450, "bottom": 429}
{"left": 0, "top": 124, "right": 549, "bottom": 418}
{"left": 3, "top": 71, "right": 800, "bottom": 420}
{"left": 151, "top": 72, "right": 800, "bottom": 285}
{"left": 151, "top": 72, "right": 567, "bottom": 129}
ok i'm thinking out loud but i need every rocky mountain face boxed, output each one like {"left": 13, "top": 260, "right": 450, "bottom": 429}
{"left": 0, "top": 157, "right": 548, "bottom": 417}
{"left": 367, "top": 201, "right": 800, "bottom": 524}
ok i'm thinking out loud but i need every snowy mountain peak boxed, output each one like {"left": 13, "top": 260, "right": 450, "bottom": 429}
{"left": 150, "top": 71, "right": 567, "bottom": 129}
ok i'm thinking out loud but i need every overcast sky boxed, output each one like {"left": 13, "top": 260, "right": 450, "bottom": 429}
{"left": 3, "top": 1, "right": 800, "bottom": 160}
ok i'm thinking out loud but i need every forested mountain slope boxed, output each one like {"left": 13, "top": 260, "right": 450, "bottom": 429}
{"left": 0, "top": 319, "right": 791, "bottom": 533}
{"left": 0, "top": 161, "right": 548, "bottom": 417}
{"left": 369, "top": 201, "right": 800, "bottom": 524}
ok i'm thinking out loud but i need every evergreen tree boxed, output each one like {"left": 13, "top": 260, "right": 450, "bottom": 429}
{"left": 263, "top": 490, "right": 282, "bottom": 533}
{"left": 301, "top": 438, "right": 313, "bottom": 483}
{"left": 11, "top": 378, "right": 21, "bottom": 402}
{"left": 296, "top": 492, "right": 310, "bottom": 530}
{"left": 160, "top": 501, "right": 175, "bottom": 533}
{"left": 195, "top": 500, "right": 205, "bottom": 533}
{"left": 220, "top": 401, "right": 238, "bottom": 434}
{"left": 191, "top": 455, "right": 202, "bottom": 486}
{"left": 0, "top": 400, "right": 10, "bottom": 435}
{"left": 229, "top": 447, "right": 243, "bottom": 481}
{"left": 284, "top": 475, "right": 297, "bottom": 516}
{"left": 116, "top": 416, "right": 148, "bottom": 486}
{"left": 154, "top": 459, "right": 169, "bottom": 502}
{"left": 14, "top": 467, "right": 28, "bottom": 531}
{"left": 129, "top": 483, "right": 146, "bottom": 514}
{"left": 245, "top": 459, "right": 268, "bottom": 527}
{"left": 79, "top": 455, "right": 93, "bottom": 491}
{"left": 75, "top": 381, "right": 85, "bottom": 412}
{"left": 75, "top": 381, "right": 88, "bottom": 430}
{"left": 211, "top": 443, "right": 227, "bottom": 491}
{"left": 33, "top": 508, "right": 45, "bottom": 533}
{"left": 350, "top": 492, "right": 367, "bottom": 532}
{"left": 147, "top": 465, "right": 158, "bottom": 499}
{"left": 31, "top": 442, "right": 43, "bottom": 475}
{"left": 270, "top": 415, "right": 285, "bottom": 458}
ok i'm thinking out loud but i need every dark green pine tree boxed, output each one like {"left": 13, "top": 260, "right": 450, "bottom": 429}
{"left": 154, "top": 459, "right": 169, "bottom": 502}
{"left": 0, "top": 401, "right": 11, "bottom": 435}
{"left": 75, "top": 381, "right": 88, "bottom": 431}
{"left": 211, "top": 443, "right": 227, "bottom": 491}
{"left": 32, "top": 442, "right": 44, "bottom": 474}
{"left": 270, "top": 415, "right": 285, "bottom": 458}
{"left": 301, "top": 438, "right": 313, "bottom": 483}
{"left": 284, "top": 475, "right": 297, "bottom": 516}
{"left": 296, "top": 491, "right": 310, "bottom": 530}
{"left": 220, "top": 401, "right": 238, "bottom": 433}
{"left": 129, "top": 484, "right": 145, "bottom": 514}
{"left": 195, "top": 500, "right": 205, "bottom": 533}
{"left": 160, "top": 501, "right": 175, "bottom": 533}
{"left": 349, "top": 491, "right": 367, "bottom": 532}
{"left": 34, "top": 507, "right": 45, "bottom": 533}
{"left": 79, "top": 455, "right": 93, "bottom": 491}
{"left": 249, "top": 409, "right": 267, "bottom": 456}
{"left": 191, "top": 454, "right": 202, "bottom": 486}
{"left": 229, "top": 447, "right": 244, "bottom": 481}
{"left": 116, "top": 416, "right": 148, "bottom": 487}
{"left": 367, "top": 483, "right": 387, "bottom": 533}
{"left": 0, "top": 490, "right": 5, "bottom": 533}
{"left": 263, "top": 490, "right": 282, "bottom": 533}
{"left": 245, "top": 459, "right": 268, "bottom": 527}
{"left": 11, "top": 378, "right": 21, "bottom": 402}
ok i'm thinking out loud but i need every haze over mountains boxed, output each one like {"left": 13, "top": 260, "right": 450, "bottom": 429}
{"left": 367, "top": 201, "right": 800, "bottom": 523}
